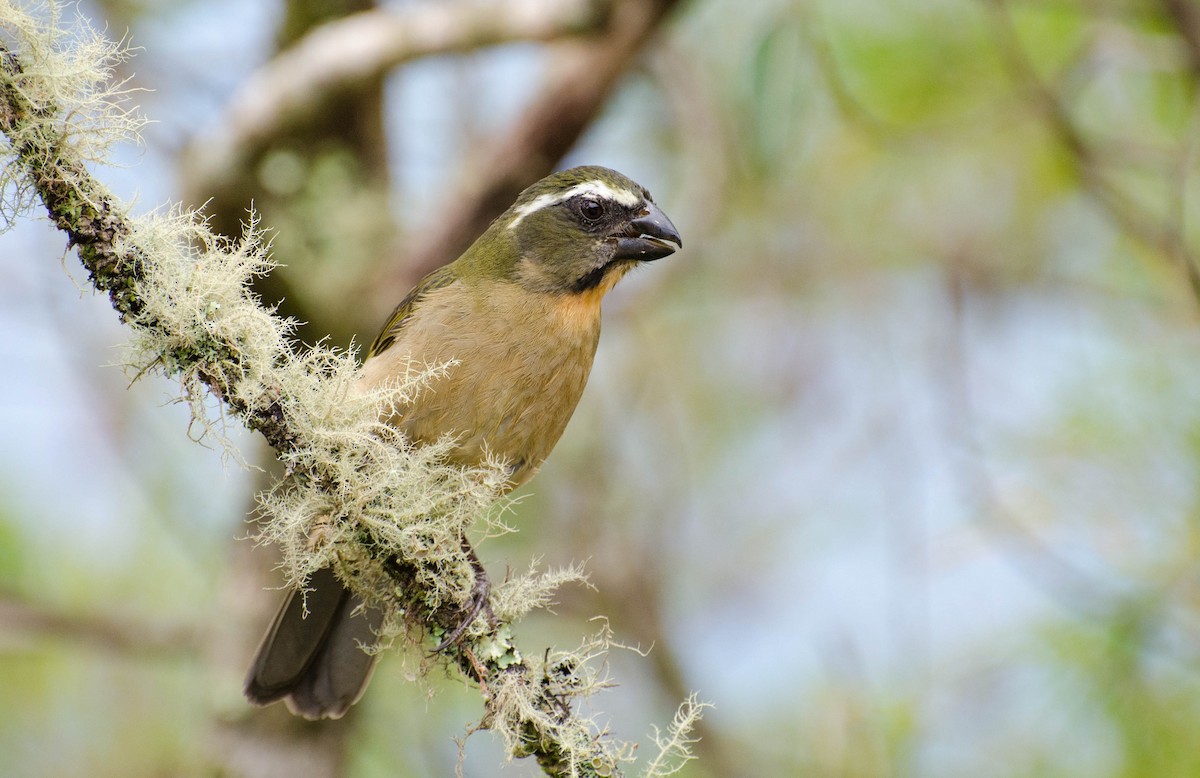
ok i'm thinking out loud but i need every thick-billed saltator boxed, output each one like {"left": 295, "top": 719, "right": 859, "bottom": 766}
{"left": 244, "top": 166, "right": 681, "bottom": 719}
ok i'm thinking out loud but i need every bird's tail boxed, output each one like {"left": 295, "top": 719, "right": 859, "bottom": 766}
{"left": 244, "top": 566, "right": 382, "bottom": 720}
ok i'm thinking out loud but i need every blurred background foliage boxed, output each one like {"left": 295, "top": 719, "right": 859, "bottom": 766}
{"left": 5, "top": 0, "right": 1200, "bottom": 775}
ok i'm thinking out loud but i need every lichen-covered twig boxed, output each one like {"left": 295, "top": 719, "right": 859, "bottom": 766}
{"left": 0, "top": 7, "right": 703, "bottom": 776}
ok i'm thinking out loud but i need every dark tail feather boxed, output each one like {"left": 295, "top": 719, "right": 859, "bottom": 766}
{"left": 244, "top": 566, "right": 383, "bottom": 720}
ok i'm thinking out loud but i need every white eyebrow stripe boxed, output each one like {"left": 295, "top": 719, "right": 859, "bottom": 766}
{"left": 507, "top": 180, "right": 641, "bottom": 229}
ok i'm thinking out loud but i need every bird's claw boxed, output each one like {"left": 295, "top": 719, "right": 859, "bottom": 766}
{"left": 431, "top": 553, "right": 495, "bottom": 653}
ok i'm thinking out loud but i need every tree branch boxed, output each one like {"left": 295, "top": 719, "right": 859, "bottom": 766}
{"left": 182, "top": 0, "right": 608, "bottom": 200}
{"left": 1162, "top": 0, "right": 1200, "bottom": 76}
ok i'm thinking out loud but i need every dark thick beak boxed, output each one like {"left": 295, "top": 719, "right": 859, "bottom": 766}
{"left": 613, "top": 202, "right": 682, "bottom": 261}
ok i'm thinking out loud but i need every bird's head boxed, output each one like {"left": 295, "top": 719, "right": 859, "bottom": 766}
{"left": 463, "top": 166, "right": 681, "bottom": 296}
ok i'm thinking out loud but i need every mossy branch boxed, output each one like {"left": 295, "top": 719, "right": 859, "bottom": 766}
{"left": 0, "top": 7, "right": 703, "bottom": 777}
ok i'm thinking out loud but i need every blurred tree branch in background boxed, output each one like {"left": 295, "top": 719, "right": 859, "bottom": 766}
{"left": 1163, "top": 0, "right": 1200, "bottom": 74}
{"left": 182, "top": 0, "right": 606, "bottom": 224}
{"left": 180, "top": 0, "right": 390, "bottom": 350}
{"left": 987, "top": 0, "right": 1200, "bottom": 302}
{"left": 0, "top": 592, "right": 200, "bottom": 658}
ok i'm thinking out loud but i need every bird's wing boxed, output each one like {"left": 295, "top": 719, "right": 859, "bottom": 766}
{"left": 366, "top": 264, "right": 457, "bottom": 358}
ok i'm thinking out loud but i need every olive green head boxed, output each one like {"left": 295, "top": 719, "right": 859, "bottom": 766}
{"left": 460, "top": 165, "right": 682, "bottom": 294}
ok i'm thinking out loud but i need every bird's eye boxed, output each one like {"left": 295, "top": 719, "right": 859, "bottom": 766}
{"left": 579, "top": 198, "right": 603, "bottom": 222}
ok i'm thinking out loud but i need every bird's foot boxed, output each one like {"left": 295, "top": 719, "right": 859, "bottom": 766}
{"left": 432, "top": 541, "right": 495, "bottom": 652}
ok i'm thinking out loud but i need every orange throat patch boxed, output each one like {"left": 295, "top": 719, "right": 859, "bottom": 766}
{"left": 554, "top": 261, "right": 635, "bottom": 329}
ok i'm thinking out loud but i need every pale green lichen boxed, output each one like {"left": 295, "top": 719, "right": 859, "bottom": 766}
{"left": 493, "top": 560, "right": 592, "bottom": 624}
{"left": 0, "top": 0, "right": 143, "bottom": 231}
{"left": 643, "top": 695, "right": 713, "bottom": 777}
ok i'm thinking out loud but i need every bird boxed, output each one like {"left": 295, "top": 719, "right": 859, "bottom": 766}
{"left": 243, "top": 165, "right": 681, "bottom": 720}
